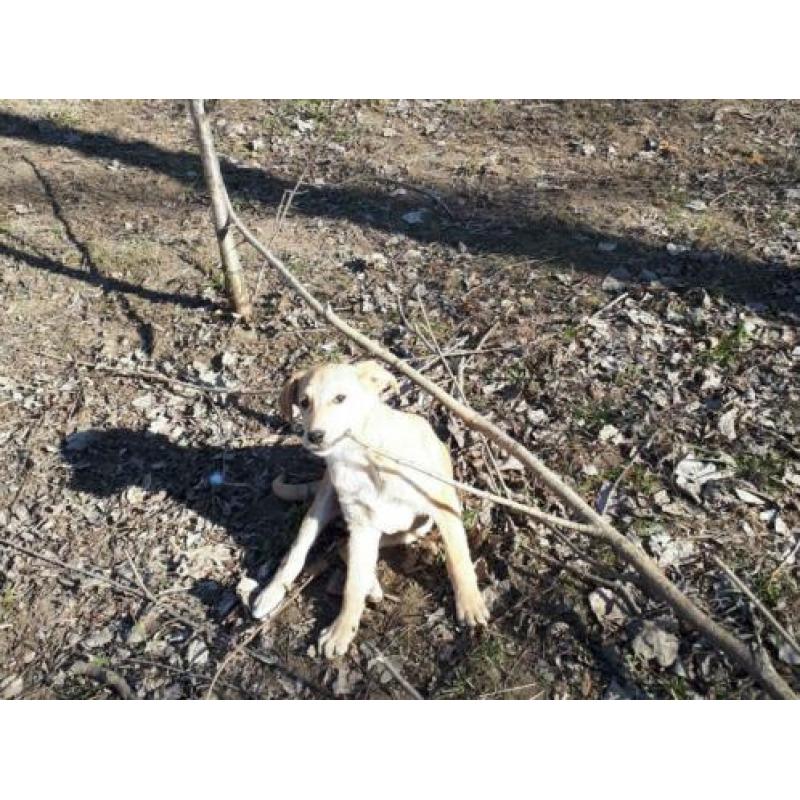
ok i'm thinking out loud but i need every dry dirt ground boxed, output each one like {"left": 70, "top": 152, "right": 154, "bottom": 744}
{"left": 1, "top": 100, "right": 799, "bottom": 699}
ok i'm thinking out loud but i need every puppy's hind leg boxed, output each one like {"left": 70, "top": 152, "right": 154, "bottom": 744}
{"left": 252, "top": 475, "right": 337, "bottom": 619}
{"left": 433, "top": 489, "right": 489, "bottom": 627}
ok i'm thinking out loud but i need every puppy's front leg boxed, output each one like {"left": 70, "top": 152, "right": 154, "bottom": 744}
{"left": 319, "top": 526, "right": 380, "bottom": 658}
{"left": 434, "top": 490, "right": 489, "bottom": 627}
{"left": 252, "top": 475, "right": 337, "bottom": 620}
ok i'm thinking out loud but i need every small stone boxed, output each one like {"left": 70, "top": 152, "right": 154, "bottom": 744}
{"left": 631, "top": 621, "right": 679, "bottom": 668}
{"left": 369, "top": 252, "right": 388, "bottom": 267}
{"left": 527, "top": 408, "right": 548, "bottom": 426}
{"left": 601, "top": 271, "right": 627, "bottom": 292}
{"left": 685, "top": 199, "right": 707, "bottom": 212}
{"left": 666, "top": 242, "right": 690, "bottom": 256}
{"left": 778, "top": 642, "right": 800, "bottom": 666}
{"left": 125, "top": 486, "right": 146, "bottom": 505}
{"left": 84, "top": 628, "right": 114, "bottom": 649}
{"left": 402, "top": 210, "right": 427, "bottom": 225}
{"left": 598, "top": 424, "right": 620, "bottom": 443}
{"left": 653, "top": 489, "right": 671, "bottom": 507}
{"left": 382, "top": 127, "right": 398, "bottom": 138}
{"left": 215, "top": 590, "right": 238, "bottom": 618}
{"left": 132, "top": 393, "right": 155, "bottom": 411}
{"left": 718, "top": 408, "right": 737, "bottom": 441}
{"left": 332, "top": 665, "right": 356, "bottom": 696}
{"left": 597, "top": 241, "right": 617, "bottom": 252}
{"left": 589, "top": 588, "right": 627, "bottom": 627}
{"left": 734, "top": 487, "right": 765, "bottom": 506}
{"left": 63, "top": 430, "right": 98, "bottom": 451}
{"left": 186, "top": 639, "right": 209, "bottom": 668}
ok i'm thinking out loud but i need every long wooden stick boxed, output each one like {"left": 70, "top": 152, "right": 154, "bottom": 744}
{"left": 189, "top": 100, "right": 252, "bottom": 320}
{"left": 224, "top": 201, "right": 795, "bottom": 699}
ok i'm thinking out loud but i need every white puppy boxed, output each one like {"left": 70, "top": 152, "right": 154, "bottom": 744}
{"left": 252, "top": 360, "right": 489, "bottom": 658}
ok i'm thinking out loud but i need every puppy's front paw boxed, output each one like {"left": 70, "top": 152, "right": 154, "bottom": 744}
{"left": 252, "top": 580, "right": 287, "bottom": 620}
{"left": 318, "top": 616, "right": 358, "bottom": 659}
{"left": 455, "top": 589, "right": 490, "bottom": 627}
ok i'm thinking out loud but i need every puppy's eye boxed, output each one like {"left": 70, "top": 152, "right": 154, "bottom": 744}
{"left": 299, "top": 397, "right": 310, "bottom": 410}
{"left": 333, "top": 394, "right": 346, "bottom": 404}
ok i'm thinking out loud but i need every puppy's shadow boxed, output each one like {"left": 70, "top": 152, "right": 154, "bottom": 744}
{"left": 61, "top": 427, "right": 463, "bottom": 639}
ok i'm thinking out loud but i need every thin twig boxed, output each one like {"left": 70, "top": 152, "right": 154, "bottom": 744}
{"left": 0, "top": 536, "right": 143, "bottom": 598}
{"left": 588, "top": 291, "right": 629, "bottom": 322}
{"left": 6, "top": 409, "right": 48, "bottom": 512}
{"left": 411, "top": 345, "right": 518, "bottom": 360}
{"left": 712, "top": 555, "right": 800, "bottom": 661}
{"left": 252, "top": 167, "right": 308, "bottom": 303}
{"left": 70, "top": 662, "right": 134, "bottom": 699}
{"left": 126, "top": 656, "right": 246, "bottom": 697}
{"left": 345, "top": 431, "right": 596, "bottom": 533}
{"left": 480, "top": 681, "right": 543, "bottom": 699}
{"left": 33, "top": 349, "right": 274, "bottom": 396}
{"left": 375, "top": 176, "right": 455, "bottom": 219}
{"left": 362, "top": 642, "right": 424, "bottom": 700}
{"left": 397, "top": 294, "right": 436, "bottom": 352}
{"left": 124, "top": 548, "right": 158, "bottom": 603}
{"left": 769, "top": 537, "right": 800, "bottom": 584}
{"left": 601, "top": 430, "right": 659, "bottom": 514}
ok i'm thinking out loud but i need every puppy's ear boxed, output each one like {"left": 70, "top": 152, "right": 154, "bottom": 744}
{"left": 278, "top": 370, "right": 304, "bottom": 421}
{"left": 355, "top": 361, "right": 399, "bottom": 398}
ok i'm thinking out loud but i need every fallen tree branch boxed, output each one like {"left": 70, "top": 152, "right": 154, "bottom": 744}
{"left": 189, "top": 99, "right": 252, "bottom": 319}
{"left": 223, "top": 197, "right": 796, "bottom": 699}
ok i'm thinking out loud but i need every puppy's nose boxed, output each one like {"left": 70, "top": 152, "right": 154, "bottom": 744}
{"left": 308, "top": 430, "right": 325, "bottom": 445}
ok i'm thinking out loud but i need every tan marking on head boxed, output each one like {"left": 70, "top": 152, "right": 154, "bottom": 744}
{"left": 354, "top": 360, "right": 399, "bottom": 398}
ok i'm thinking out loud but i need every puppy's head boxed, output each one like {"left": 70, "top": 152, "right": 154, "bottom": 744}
{"left": 279, "top": 361, "right": 398, "bottom": 455}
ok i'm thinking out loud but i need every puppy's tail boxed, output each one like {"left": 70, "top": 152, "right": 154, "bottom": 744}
{"left": 271, "top": 474, "right": 320, "bottom": 502}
